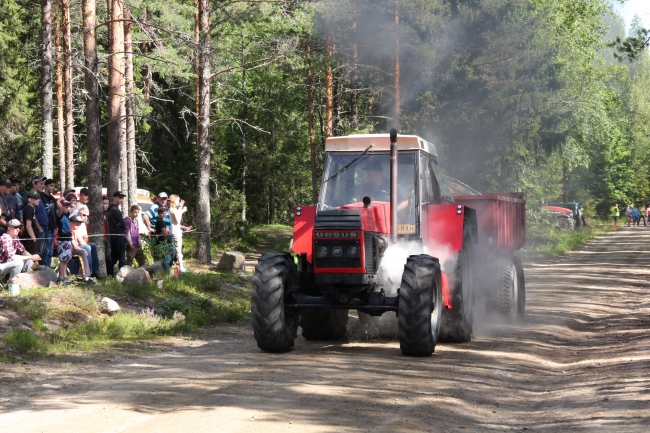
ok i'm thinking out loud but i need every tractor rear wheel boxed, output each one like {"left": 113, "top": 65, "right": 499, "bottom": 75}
{"left": 398, "top": 254, "right": 442, "bottom": 356}
{"left": 300, "top": 308, "right": 349, "bottom": 340}
{"left": 512, "top": 256, "right": 526, "bottom": 318}
{"left": 251, "top": 252, "right": 299, "bottom": 352}
{"left": 486, "top": 257, "right": 518, "bottom": 321}
{"left": 440, "top": 223, "right": 474, "bottom": 343}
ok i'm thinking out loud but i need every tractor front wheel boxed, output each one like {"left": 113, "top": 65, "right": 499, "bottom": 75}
{"left": 440, "top": 222, "right": 474, "bottom": 343}
{"left": 251, "top": 252, "right": 299, "bottom": 352}
{"left": 398, "top": 254, "right": 442, "bottom": 356}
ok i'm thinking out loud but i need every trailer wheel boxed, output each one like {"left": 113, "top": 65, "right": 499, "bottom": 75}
{"left": 251, "top": 252, "right": 299, "bottom": 352}
{"left": 398, "top": 254, "right": 442, "bottom": 356}
{"left": 300, "top": 308, "right": 348, "bottom": 340}
{"left": 440, "top": 223, "right": 474, "bottom": 343}
{"left": 512, "top": 256, "right": 526, "bottom": 318}
{"left": 487, "top": 257, "right": 518, "bottom": 321}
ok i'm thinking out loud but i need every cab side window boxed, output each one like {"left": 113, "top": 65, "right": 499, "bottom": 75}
{"left": 428, "top": 159, "right": 443, "bottom": 203}
{"left": 421, "top": 155, "right": 432, "bottom": 204}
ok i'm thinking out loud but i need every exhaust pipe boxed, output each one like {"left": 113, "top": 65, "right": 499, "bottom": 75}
{"left": 390, "top": 128, "right": 398, "bottom": 243}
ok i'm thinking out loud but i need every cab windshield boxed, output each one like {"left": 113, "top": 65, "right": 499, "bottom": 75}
{"left": 319, "top": 152, "right": 417, "bottom": 225}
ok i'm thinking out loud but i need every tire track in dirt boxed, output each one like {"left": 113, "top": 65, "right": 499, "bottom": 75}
{"left": 1, "top": 227, "right": 649, "bottom": 432}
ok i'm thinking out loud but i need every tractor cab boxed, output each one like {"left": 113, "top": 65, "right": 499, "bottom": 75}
{"left": 318, "top": 134, "right": 454, "bottom": 238}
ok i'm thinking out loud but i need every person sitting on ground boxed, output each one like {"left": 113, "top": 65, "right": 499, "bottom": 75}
{"left": 154, "top": 207, "right": 173, "bottom": 270}
{"left": 124, "top": 205, "right": 146, "bottom": 267}
{"left": 70, "top": 212, "right": 103, "bottom": 280}
{"left": 0, "top": 219, "right": 41, "bottom": 282}
{"left": 20, "top": 190, "right": 42, "bottom": 255}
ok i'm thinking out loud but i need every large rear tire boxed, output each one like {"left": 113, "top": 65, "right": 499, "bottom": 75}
{"left": 300, "top": 308, "right": 349, "bottom": 340}
{"left": 486, "top": 257, "right": 518, "bottom": 321}
{"left": 440, "top": 223, "right": 474, "bottom": 343}
{"left": 512, "top": 256, "right": 525, "bottom": 318}
{"left": 398, "top": 254, "right": 442, "bottom": 356}
{"left": 251, "top": 252, "right": 299, "bottom": 352}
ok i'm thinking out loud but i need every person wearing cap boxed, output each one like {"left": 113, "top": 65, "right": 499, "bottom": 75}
{"left": 1, "top": 178, "right": 18, "bottom": 220}
{"left": 39, "top": 179, "right": 58, "bottom": 267}
{"left": 0, "top": 179, "right": 13, "bottom": 235}
{"left": 55, "top": 198, "right": 86, "bottom": 284}
{"left": 143, "top": 192, "right": 169, "bottom": 234}
{"left": 20, "top": 190, "right": 42, "bottom": 255}
{"left": 10, "top": 178, "right": 25, "bottom": 221}
{"left": 106, "top": 191, "right": 127, "bottom": 275}
{"left": 67, "top": 215, "right": 96, "bottom": 284}
{"left": 71, "top": 208, "right": 103, "bottom": 279}
{"left": 359, "top": 160, "right": 410, "bottom": 213}
{"left": 0, "top": 219, "right": 41, "bottom": 282}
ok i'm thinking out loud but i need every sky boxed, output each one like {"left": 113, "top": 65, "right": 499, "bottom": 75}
{"left": 613, "top": 0, "right": 650, "bottom": 34}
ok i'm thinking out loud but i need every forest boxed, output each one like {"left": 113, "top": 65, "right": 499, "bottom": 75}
{"left": 0, "top": 0, "right": 649, "bottom": 258}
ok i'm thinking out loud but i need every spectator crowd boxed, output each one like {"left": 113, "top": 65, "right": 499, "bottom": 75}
{"left": 0, "top": 176, "right": 191, "bottom": 286}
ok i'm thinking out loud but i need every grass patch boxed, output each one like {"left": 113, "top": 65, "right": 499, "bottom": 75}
{"left": 520, "top": 218, "right": 611, "bottom": 262}
{"left": 1, "top": 270, "right": 251, "bottom": 360}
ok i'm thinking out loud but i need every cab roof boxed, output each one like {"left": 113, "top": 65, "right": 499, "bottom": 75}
{"left": 325, "top": 134, "right": 437, "bottom": 157}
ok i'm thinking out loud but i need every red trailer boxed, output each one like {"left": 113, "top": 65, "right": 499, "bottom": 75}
{"left": 251, "top": 132, "right": 527, "bottom": 356}
{"left": 454, "top": 193, "right": 526, "bottom": 319}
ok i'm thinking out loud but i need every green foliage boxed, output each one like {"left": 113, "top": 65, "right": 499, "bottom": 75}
{"left": 522, "top": 218, "right": 611, "bottom": 261}
{"left": 3, "top": 329, "right": 44, "bottom": 354}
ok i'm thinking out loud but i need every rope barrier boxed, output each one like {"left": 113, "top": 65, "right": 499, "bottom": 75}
{"left": 14, "top": 231, "right": 212, "bottom": 241}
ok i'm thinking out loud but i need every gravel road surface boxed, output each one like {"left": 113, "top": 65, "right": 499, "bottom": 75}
{"left": 1, "top": 227, "right": 649, "bottom": 432}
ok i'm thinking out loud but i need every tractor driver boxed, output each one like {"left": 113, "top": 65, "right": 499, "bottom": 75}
{"left": 359, "top": 162, "right": 410, "bottom": 213}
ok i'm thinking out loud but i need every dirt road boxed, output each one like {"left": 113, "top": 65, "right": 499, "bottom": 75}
{"left": 1, "top": 227, "right": 650, "bottom": 432}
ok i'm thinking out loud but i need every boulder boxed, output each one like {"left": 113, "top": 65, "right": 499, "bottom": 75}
{"left": 115, "top": 265, "right": 134, "bottom": 283}
{"left": 9, "top": 266, "right": 58, "bottom": 289}
{"left": 141, "top": 262, "right": 164, "bottom": 277}
{"left": 122, "top": 268, "right": 152, "bottom": 284}
{"left": 217, "top": 251, "right": 246, "bottom": 273}
{"left": 99, "top": 297, "right": 120, "bottom": 315}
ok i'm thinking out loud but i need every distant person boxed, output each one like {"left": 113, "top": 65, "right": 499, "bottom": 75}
{"left": 0, "top": 178, "right": 13, "bottom": 236}
{"left": 143, "top": 192, "right": 169, "bottom": 234}
{"left": 71, "top": 211, "right": 103, "bottom": 280}
{"left": 11, "top": 178, "right": 26, "bottom": 221}
{"left": 124, "top": 205, "right": 145, "bottom": 267}
{"left": 169, "top": 194, "right": 191, "bottom": 272}
{"left": 1, "top": 178, "right": 17, "bottom": 220}
{"left": 67, "top": 215, "right": 96, "bottom": 285}
{"left": 633, "top": 206, "right": 641, "bottom": 226}
{"left": 40, "top": 179, "right": 57, "bottom": 267}
{"left": 0, "top": 219, "right": 41, "bottom": 281}
{"left": 612, "top": 204, "right": 619, "bottom": 228}
{"left": 154, "top": 207, "right": 173, "bottom": 270}
{"left": 20, "top": 190, "right": 42, "bottom": 255}
{"left": 579, "top": 206, "right": 587, "bottom": 226}
{"left": 626, "top": 205, "right": 633, "bottom": 226}
{"left": 55, "top": 198, "right": 74, "bottom": 284}
{"left": 106, "top": 191, "right": 127, "bottom": 275}
{"left": 31, "top": 176, "right": 48, "bottom": 256}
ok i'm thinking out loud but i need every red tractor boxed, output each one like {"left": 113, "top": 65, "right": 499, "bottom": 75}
{"left": 252, "top": 131, "right": 526, "bottom": 356}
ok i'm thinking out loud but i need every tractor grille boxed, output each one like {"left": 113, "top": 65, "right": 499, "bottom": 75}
{"left": 315, "top": 210, "right": 361, "bottom": 229}
{"left": 364, "top": 231, "right": 377, "bottom": 273}
{"left": 314, "top": 240, "right": 361, "bottom": 268}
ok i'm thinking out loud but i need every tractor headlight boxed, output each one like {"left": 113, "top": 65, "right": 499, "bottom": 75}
{"left": 316, "top": 246, "right": 328, "bottom": 258}
{"left": 347, "top": 246, "right": 359, "bottom": 257}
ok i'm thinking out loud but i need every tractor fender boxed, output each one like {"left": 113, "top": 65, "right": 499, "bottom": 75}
{"left": 292, "top": 206, "right": 316, "bottom": 263}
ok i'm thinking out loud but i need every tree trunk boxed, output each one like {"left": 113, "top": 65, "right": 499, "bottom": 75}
{"left": 306, "top": 34, "right": 317, "bottom": 205}
{"left": 83, "top": 0, "right": 106, "bottom": 275}
{"left": 333, "top": 71, "right": 341, "bottom": 136}
{"left": 196, "top": 0, "right": 211, "bottom": 263}
{"left": 325, "top": 26, "right": 333, "bottom": 139}
{"left": 350, "top": 14, "right": 359, "bottom": 131}
{"left": 268, "top": 182, "right": 275, "bottom": 224}
{"left": 62, "top": 0, "right": 74, "bottom": 189}
{"left": 55, "top": 6, "right": 65, "bottom": 189}
{"left": 194, "top": 0, "right": 199, "bottom": 153}
{"left": 107, "top": 0, "right": 124, "bottom": 198}
{"left": 240, "top": 32, "right": 247, "bottom": 222}
{"left": 41, "top": 0, "right": 54, "bottom": 178}
{"left": 141, "top": 7, "right": 150, "bottom": 101}
{"left": 124, "top": 8, "right": 137, "bottom": 208}
{"left": 393, "top": 0, "right": 400, "bottom": 132}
